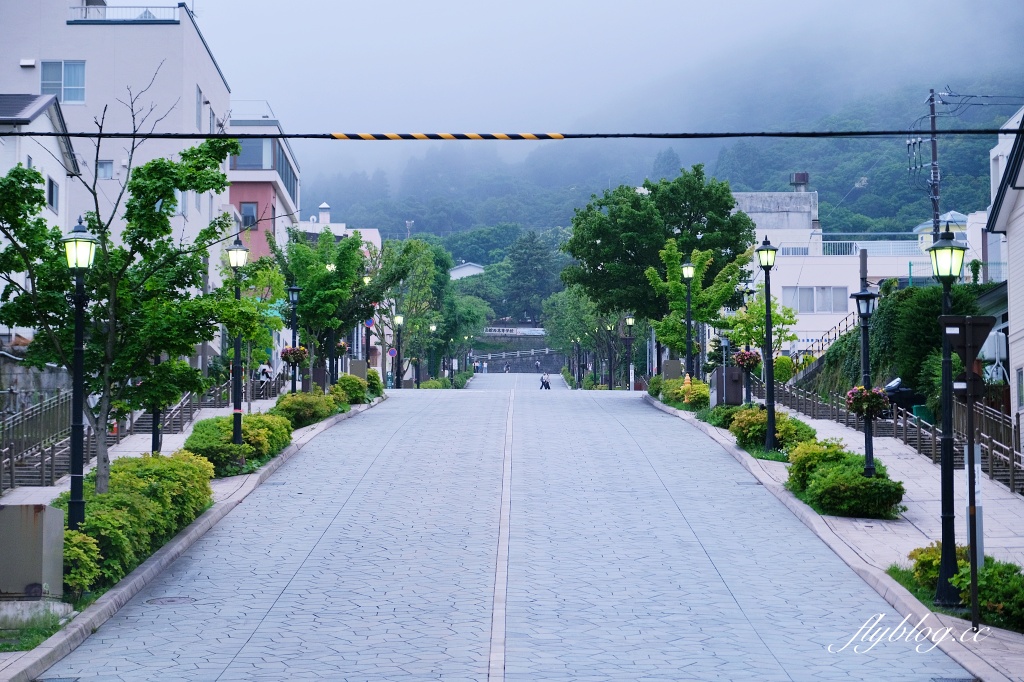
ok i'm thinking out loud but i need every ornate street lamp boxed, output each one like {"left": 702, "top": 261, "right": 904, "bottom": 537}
{"left": 394, "top": 314, "right": 404, "bottom": 390}
{"left": 624, "top": 315, "right": 635, "bottom": 391}
{"left": 756, "top": 237, "right": 779, "bottom": 451}
{"left": 226, "top": 238, "right": 249, "bottom": 446}
{"left": 62, "top": 217, "right": 97, "bottom": 531}
{"left": 287, "top": 284, "right": 301, "bottom": 393}
{"left": 927, "top": 229, "right": 967, "bottom": 607}
{"left": 325, "top": 263, "right": 337, "bottom": 386}
{"left": 682, "top": 262, "right": 695, "bottom": 377}
{"left": 850, "top": 288, "right": 879, "bottom": 477}
{"left": 429, "top": 323, "right": 437, "bottom": 380}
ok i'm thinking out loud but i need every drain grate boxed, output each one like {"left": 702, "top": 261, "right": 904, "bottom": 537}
{"left": 35, "top": 678, "right": 81, "bottom": 682}
{"left": 145, "top": 597, "right": 195, "bottom": 605}
{"left": 263, "top": 481, "right": 286, "bottom": 486}
{"left": 736, "top": 481, "right": 763, "bottom": 485}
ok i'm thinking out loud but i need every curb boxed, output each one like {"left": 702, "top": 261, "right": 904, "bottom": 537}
{"left": 642, "top": 394, "right": 1018, "bottom": 682}
{"left": 1, "top": 395, "right": 386, "bottom": 682}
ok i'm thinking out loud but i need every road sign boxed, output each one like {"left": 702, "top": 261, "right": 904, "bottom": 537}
{"left": 388, "top": 348, "right": 397, "bottom": 358}
{"left": 365, "top": 319, "right": 374, "bottom": 328}
{"left": 940, "top": 315, "right": 996, "bottom": 398}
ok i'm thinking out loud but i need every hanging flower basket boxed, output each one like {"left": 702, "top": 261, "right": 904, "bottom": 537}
{"left": 336, "top": 340, "right": 348, "bottom": 353}
{"left": 281, "top": 345, "right": 309, "bottom": 366}
{"left": 846, "top": 385, "right": 889, "bottom": 417}
{"left": 733, "top": 350, "right": 761, "bottom": 371}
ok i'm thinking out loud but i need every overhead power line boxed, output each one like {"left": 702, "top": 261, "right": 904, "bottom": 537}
{"left": 1, "top": 128, "right": 1018, "bottom": 141}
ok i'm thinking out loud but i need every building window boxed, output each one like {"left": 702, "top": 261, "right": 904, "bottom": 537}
{"left": 241, "top": 202, "right": 258, "bottom": 230}
{"left": 196, "top": 189, "right": 202, "bottom": 210}
{"left": 1018, "top": 369, "right": 1023, "bottom": 409}
{"left": 46, "top": 177, "right": 59, "bottom": 212}
{"left": 196, "top": 86, "right": 203, "bottom": 130}
{"left": 209, "top": 109, "right": 216, "bottom": 134}
{"left": 173, "top": 189, "right": 188, "bottom": 217}
{"left": 41, "top": 61, "right": 85, "bottom": 103}
{"left": 97, "top": 160, "right": 113, "bottom": 179}
{"left": 26, "top": 155, "right": 33, "bottom": 169}
{"left": 782, "top": 286, "right": 848, "bottom": 314}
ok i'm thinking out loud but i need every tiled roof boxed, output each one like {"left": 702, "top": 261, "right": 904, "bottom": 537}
{"left": 0, "top": 94, "right": 54, "bottom": 124}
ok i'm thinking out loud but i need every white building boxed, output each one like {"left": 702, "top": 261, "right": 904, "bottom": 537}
{"left": 984, "top": 106, "right": 1024, "bottom": 414}
{"left": 450, "top": 262, "right": 485, "bottom": 280}
{"left": 0, "top": 94, "right": 80, "bottom": 345}
{"left": 739, "top": 175, "right": 989, "bottom": 357}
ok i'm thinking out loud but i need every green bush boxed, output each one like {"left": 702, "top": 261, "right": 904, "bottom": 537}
{"left": 561, "top": 366, "right": 576, "bottom": 389}
{"left": 332, "top": 374, "right": 368, "bottom": 404}
{"left": 804, "top": 461, "right": 904, "bottom": 519}
{"left": 184, "top": 417, "right": 254, "bottom": 474}
{"left": 774, "top": 355, "right": 795, "bottom": 384}
{"left": 53, "top": 451, "right": 213, "bottom": 589}
{"left": 270, "top": 391, "right": 338, "bottom": 429}
{"left": 786, "top": 438, "right": 849, "bottom": 493}
{"left": 184, "top": 415, "right": 292, "bottom": 475}
{"left": 908, "top": 541, "right": 970, "bottom": 591}
{"left": 662, "top": 378, "right": 710, "bottom": 410}
{"left": 950, "top": 557, "right": 1024, "bottom": 632}
{"left": 63, "top": 529, "right": 101, "bottom": 599}
{"left": 728, "top": 408, "right": 816, "bottom": 451}
{"left": 702, "top": 404, "right": 749, "bottom": 429}
{"left": 583, "top": 373, "right": 598, "bottom": 390}
{"left": 647, "top": 375, "right": 663, "bottom": 398}
{"left": 366, "top": 368, "right": 384, "bottom": 397}
{"left": 420, "top": 379, "right": 446, "bottom": 389}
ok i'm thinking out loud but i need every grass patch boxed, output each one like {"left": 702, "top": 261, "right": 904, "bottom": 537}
{"left": 0, "top": 612, "right": 62, "bottom": 652}
{"left": 663, "top": 399, "right": 700, "bottom": 412}
{"left": 886, "top": 564, "right": 968, "bottom": 620}
{"left": 743, "top": 445, "right": 789, "bottom": 462}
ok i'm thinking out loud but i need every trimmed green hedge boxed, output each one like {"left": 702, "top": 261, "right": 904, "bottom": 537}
{"left": 647, "top": 375, "right": 663, "bottom": 398}
{"left": 269, "top": 391, "right": 344, "bottom": 429}
{"left": 786, "top": 438, "right": 905, "bottom": 519}
{"left": 331, "top": 374, "right": 369, "bottom": 404}
{"left": 53, "top": 450, "right": 214, "bottom": 595}
{"left": 183, "top": 413, "right": 293, "bottom": 476}
{"left": 366, "top": 368, "right": 384, "bottom": 397}
{"left": 728, "top": 407, "right": 817, "bottom": 452}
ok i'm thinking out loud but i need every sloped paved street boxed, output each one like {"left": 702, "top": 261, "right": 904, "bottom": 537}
{"left": 39, "top": 374, "right": 971, "bottom": 680}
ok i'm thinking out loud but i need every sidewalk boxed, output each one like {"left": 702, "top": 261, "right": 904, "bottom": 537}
{"left": 0, "top": 397, "right": 280, "bottom": 507}
{"left": 645, "top": 394, "right": 1024, "bottom": 682}
{"left": 0, "top": 396, "right": 384, "bottom": 682}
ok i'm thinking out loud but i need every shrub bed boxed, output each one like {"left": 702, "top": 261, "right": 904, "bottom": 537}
{"left": 697, "top": 404, "right": 751, "bottom": 430}
{"left": 269, "top": 391, "right": 344, "bottom": 429}
{"left": 332, "top": 374, "right": 369, "bottom": 404}
{"left": 53, "top": 450, "right": 214, "bottom": 596}
{"left": 662, "top": 377, "right": 710, "bottom": 410}
{"left": 366, "top": 368, "right": 384, "bottom": 398}
{"left": 561, "top": 366, "right": 576, "bottom": 389}
{"left": 786, "top": 438, "right": 905, "bottom": 519}
{"left": 728, "top": 407, "right": 816, "bottom": 452}
{"left": 647, "top": 375, "right": 663, "bottom": 398}
{"left": 904, "top": 541, "right": 1024, "bottom": 633}
{"left": 184, "top": 413, "right": 293, "bottom": 476}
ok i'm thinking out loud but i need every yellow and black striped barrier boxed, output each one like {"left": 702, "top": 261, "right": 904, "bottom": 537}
{"left": 330, "top": 132, "right": 566, "bottom": 141}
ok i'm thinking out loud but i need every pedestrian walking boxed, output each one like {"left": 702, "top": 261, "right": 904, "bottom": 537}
{"left": 504, "top": 362, "right": 510, "bottom": 373}
{"left": 535, "top": 359, "right": 541, "bottom": 372}
{"left": 541, "top": 372, "right": 551, "bottom": 390}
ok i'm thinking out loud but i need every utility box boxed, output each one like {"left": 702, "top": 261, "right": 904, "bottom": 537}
{"left": 349, "top": 360, "right": 367, "bottom": 380}
{"left": 0, "top": 505, "right": 64, "bottom": 600}
{"left": 709, "top": 366, "right": 744, "bottom": 407}
{"left": 663, "top": 359, "right": 682, "bottom": 380}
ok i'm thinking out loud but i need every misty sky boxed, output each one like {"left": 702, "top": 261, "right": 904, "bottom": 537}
{"left": 112, "top": 1, "right": 1024, "bottom": 186}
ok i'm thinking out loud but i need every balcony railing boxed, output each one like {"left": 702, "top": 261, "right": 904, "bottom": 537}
{"left": 68, "top": 5, "right": 179, "bottom": 22}
{"left": 776, "top": 240, "right": 927, "bottom": 257}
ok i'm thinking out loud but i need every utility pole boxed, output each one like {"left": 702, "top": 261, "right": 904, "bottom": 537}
{"left": 929, "top": 88, "right": 941, "bottom": 243}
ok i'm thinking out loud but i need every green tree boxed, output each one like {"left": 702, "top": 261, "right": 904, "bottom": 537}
{"left": 269, "top": 226, "right": 366, "bottom": 383}
{"left": 0, "top": 140, "right": 244, "bottom": 492}
{"left": 506, "top": 230, "right": 558, "bottom": 324}
{"left": 644, "top": 239, "right": 751, "bottom": 356}
{"left": 717, "top": 283, "right": 798, "bottom": 356}
{"left": 541, "top": 286, "right": 601, "bottom": 355}
{"left": 652, "top": 147, "right": 681, "bottom": 181}
{"left": 562, "top": 164, "right": 755, "bottom": 321}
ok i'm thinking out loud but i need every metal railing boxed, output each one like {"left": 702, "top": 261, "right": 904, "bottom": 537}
{"left": 0, "top": 391, "right": 72, "bottom": 492}
{"left": 750, "top": 378, "right": 1022, "bottom": 495}
{"left": 68, "top": 5, "right": 179, "bottom": 22}
{"left": 804, "top": 312, "right": 858, "bottom": 360}
{"left": 469, "top": 348, "right": 558, "bottom": 361}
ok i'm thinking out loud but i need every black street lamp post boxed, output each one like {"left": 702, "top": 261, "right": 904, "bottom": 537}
{"left": 682, "top": 262, "right": 695, "bottom": 377}
{"left": 227, "top": 238, "right": 249, "bottom": 446}
{"left": 851, "top": 289, "right": 879, "bottom": 477}
{"left": 363, "top": 275, "right": 373, "bottom": 368}
{"left": 606, "top": 323, "right": 614, "bottom": 389}
{"left": 63, "top": 217, "right": 97, "bottom": 531}
{"left": 756, "top": 237, "right": 779, "bottom": 451}
{"left": 741, "top": 285, "right": 756, "bottom": 404}
{"left": 927, "top": 230, "right": 967, "bottom": 606}
{"left": 624, "top": 316, "right": 634, "bottom": 391}
{"left": 429, "top": 323, "right": 437, "bottom": 380}
{"left": 394, "top": 314, "right": 404, "bottom": 390}
{"left": 287, "top": 285, "right": 301, "bottom": 393}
